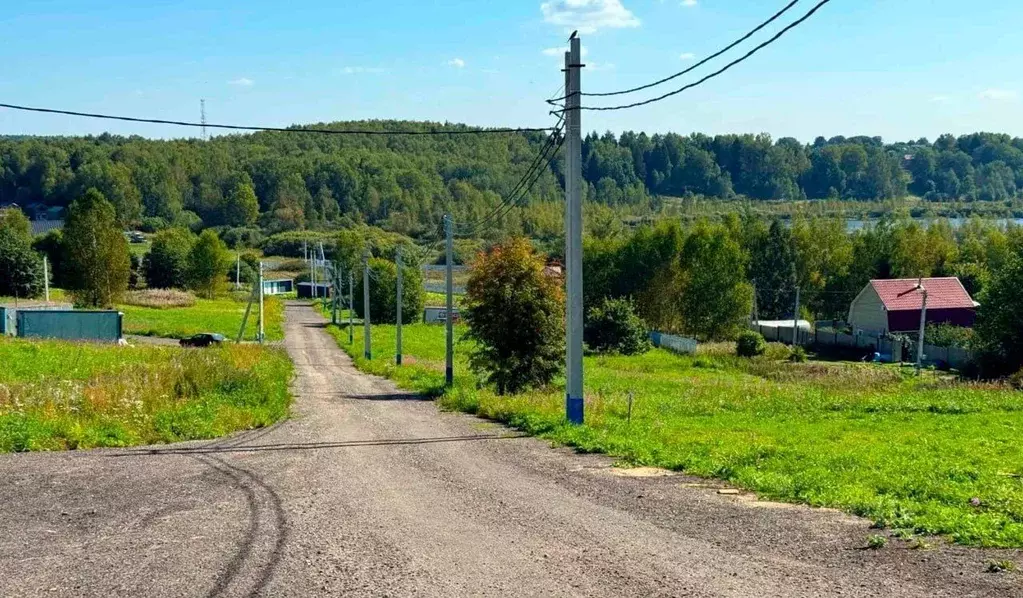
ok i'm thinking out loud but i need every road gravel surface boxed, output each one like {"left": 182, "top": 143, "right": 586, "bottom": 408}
{"left": 1, "top": 302, "right": 1019, "bottom": 597}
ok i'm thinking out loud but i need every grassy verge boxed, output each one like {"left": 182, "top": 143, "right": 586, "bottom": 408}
{"left": 0, "top": 337, "right": 293, "bottom": 452}
{"left": 322, "top": 317, "right": 1023, "bottom": 548}
{"left": 118, "top": 295, "right": 285, "bottom": 341}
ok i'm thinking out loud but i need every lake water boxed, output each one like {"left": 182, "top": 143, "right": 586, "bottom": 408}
{"left": 843, "top": 218, "right": 1023, "bottom": 232}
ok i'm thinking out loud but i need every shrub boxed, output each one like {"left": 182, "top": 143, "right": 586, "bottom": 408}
{"left": 353, "top": 258, "right": 424, "bottom": 324}
{"left": 463, "top": 238, "right": 564, "bottom": 394}
{"left": 219, "top": 227, "right": 265, "bottom": 250}
{"left": 261, "top": 231, "right": 335, "bottom": 257}
{"left": 736, "top": 330, "right": 767, "bottom": 358}
{"left": 584, "top": 297, "right": 650, "bottom": 355}
{"left": 789, "top": 346, "right": 808, "bottom": 363}
{"left": 1009, "top": 369, "right": 1023, "bottom": 391}
{"left": 139, "top": 217, "right": 169, "bottom": 233}
{"left": 925, "top": 323, "right": 975, "bottom": 349}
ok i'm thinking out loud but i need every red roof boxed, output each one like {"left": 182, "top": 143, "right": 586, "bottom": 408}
{"left": 870, "top": 277, "right": 977, "bottom": 311}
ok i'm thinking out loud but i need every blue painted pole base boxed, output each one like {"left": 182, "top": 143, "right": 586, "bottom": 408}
{"left": 566, "top": 396, "right": 584, "bottom": 425}
{"left": 445, "top": 366, "right": 453, "bottom": 387}
{"left": 396, "top": 354, "right": 402, "bottom": 366}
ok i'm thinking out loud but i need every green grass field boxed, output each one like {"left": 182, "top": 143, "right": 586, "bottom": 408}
{"left": 0, "top": 337, "right": 293, "bottom": 452}
{"left": 118, "top": 295, "right": 285, "bottom": 341}
{"left": 323, "top": 319, "right": 1023, "bottom": 548}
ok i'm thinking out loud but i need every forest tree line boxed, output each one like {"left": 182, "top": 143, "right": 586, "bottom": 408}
{"left": 3, "top": 124, "right": 1023, "bottom": 242}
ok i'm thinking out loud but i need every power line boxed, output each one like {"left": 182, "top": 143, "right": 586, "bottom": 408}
{"left": 457, "top": 119, "right": 565, "bottom": 234}
{"left": 0, "top": 102, "right": 556, "bottom": 136}
{"left": 467, "top": 132, "right": 567, "bottom": 236}
{"left": 458, "top": 126, "right": 564, "bottom": 235}
{"left": 562, "top": 0, "right": 832, "bottom": 112}
{"left": 552, "top": 0, "right": 800, "bottom": 101}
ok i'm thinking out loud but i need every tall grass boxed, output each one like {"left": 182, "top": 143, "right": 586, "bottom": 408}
{"left": 324, "top": 319, "right": 1023, "bottom": 548}
{"left": 122, "top": 289, "right": 197, "bottom": 309}
{"left": 0, "top": 338, "right": 292, "bottom": 452}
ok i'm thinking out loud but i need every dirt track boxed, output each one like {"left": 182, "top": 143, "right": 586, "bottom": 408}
{"left": 0, "top": 302, "right": 1019, "bottom": 597}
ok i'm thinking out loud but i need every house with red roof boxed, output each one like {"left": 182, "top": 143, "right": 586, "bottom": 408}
{"left": 847, "top": 277, "right": 979, "bottom": 335}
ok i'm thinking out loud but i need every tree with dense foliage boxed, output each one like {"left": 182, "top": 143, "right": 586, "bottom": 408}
{"left": 144, "top": 227, "right": 195, "bottom": 289}
{"left": 0, "top": 225, "right": 43, "bottom": 299}
{"left": 973, "top": 253, "right": 1023, "bottom": 376}
{"left": 186, "top": 229, "right": 229, "bottom": 299}
{"left": 353, "top": 257, "right": 424, "bottom": 324}
{"left": 0, "top": 207, "right": 32, "bottom": 242}
{"left": 62, "top": 189, "right": 131, "bottom": 307}
{"left": 4, "top": 126, "right": 1019, "bottom": 243}
{"left": 463, "top": 238, "right": 565, "bottom": 394}
{"left": 584, "top": 297, "right": 650, "bottom": 355}
{"left": 676, "top": 223, "right": 754, "bottom": 340}
{"left": 221, "top": 179, "right": 260, "bottom": 227}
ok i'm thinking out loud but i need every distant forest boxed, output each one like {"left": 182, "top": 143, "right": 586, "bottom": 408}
{"left": 1, "top": 123, "right": 1021, "bottom": 241}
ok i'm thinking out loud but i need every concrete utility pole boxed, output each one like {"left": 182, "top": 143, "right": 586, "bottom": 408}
{"left": 444, "top": 214, "right": 454, "bottom": 386}
{"left": 564, "top": 37, "right": 584, "bottom": 425}
{"left": 318, "top": 242, "right": 325, "bottom": 306}
{"left": 348, "top": 271, "right": 355, "bottom": 345}
{"left": 43, "top": 256, "right": 49, "bottom": 302}
{"left": 330, "top": 262, "right": 338, "bottom": 325}
{"left": 916, "top": 281, "right": 928, "bottom": 374}
{"left": 257, "top": 261, "right": 265, "bottom": 344}
{"left": 396, "top": 247, "right": 404, "bottom": 366}
{"left": 363, "top": 249, "right": 372, "bottom": 360}
{"left": 310, "top": 244, "right": 317, "bottom": 300}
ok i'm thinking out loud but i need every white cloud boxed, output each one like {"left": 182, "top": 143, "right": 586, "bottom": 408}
{"left": 681, "top": 0, "right": 698, "bottom": 6}
{"left": 542, "top": 46, "right": 589, "bottom": 57}
{"left": 340, "top": 66, "right": 386, "bottom": 75}
{"left": 928, "top": 95, "right": 950, "bottom": 104}
{"left": 978, "top": 88, "right": 1017, "bottom": 101}
{"left": 679, "top": 52, "right": 696, "bottom": 61}
{"left": 228, "top": 77, "right": 254, "bottom": 87}
{"left": 447, "top": 58, "right": 466, "bottom": 68}
{"left": 540, "top": 0, "right": 640, "bottom": 34}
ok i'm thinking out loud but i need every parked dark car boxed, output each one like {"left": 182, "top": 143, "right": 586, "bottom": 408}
{"left": 179, "top": 333, "right": 226, "bottom": 347}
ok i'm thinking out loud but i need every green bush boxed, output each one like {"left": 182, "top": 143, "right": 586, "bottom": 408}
{"left": 735, "top": 330, "right": 767, "bottom": 358}
{"left": 353, "top": 258, "right": 424, "bottom": 324}
{"left": 463, "top": 238, "right": 565, "bottom": 394}
{"left": 789, "top": 346, "right": 808, "bottom": 363}
{"left": 584, "top": 297, "right": 650, "bottom": 355}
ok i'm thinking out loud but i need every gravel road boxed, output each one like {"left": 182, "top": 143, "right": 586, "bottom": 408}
{"left": 1, "top": 302, "right": 1019, "bottom": 597}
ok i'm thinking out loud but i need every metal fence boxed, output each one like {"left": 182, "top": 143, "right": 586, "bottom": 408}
{"left": 16, "top": 310, "right": 122, "bottom": 342}
{"left": 752, "top": 323, "right": 973, "bottom": 369}
{"left": 1, "top": 303, "right": 75, "bottom": 336}
{"left": 649, "top": 331, "right": 698, "bottom": 355}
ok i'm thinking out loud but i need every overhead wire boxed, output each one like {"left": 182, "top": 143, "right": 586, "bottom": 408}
{"left": 559, "top": 0, "right": 832, "bottom": 112}
{"left": 550, "top": 0, "right": 800, "bottom": 101}
{"left": 457, "top": 127, "right": 564, "bottom": 236}
{"left": 484, "top": 133, "right": 567, "bottom": 229}
{"left": 0, "top": 102, "right": 556, "bottom": 136}
{"left": 456, "top": 115, "right": 565, "bottom": 235}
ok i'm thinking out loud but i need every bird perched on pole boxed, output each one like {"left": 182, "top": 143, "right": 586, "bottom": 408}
{"left": 569, "top": 30, "right": 577, "bottom": 41}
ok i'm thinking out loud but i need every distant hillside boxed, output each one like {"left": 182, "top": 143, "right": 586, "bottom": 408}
{"left": 1, "top": 122, "right": 1020, "bottom": 240}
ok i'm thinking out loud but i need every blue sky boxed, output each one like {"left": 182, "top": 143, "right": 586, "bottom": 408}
{"left": 2, "top": 0, "right": 1021, "bottom": 142}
